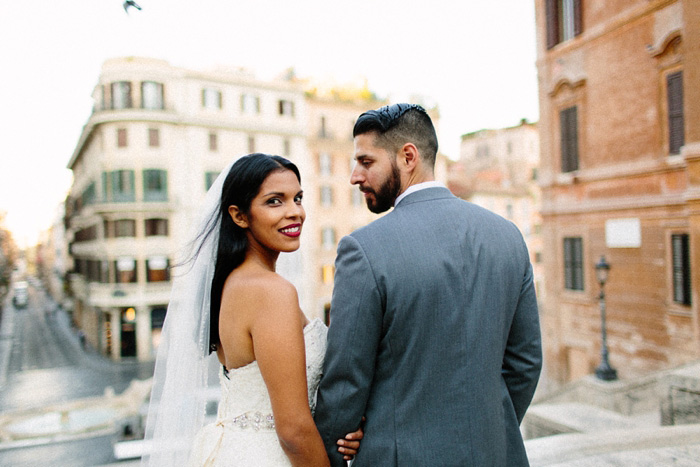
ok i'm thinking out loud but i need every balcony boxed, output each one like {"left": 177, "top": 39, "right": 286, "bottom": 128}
{"left": 87, "top": 281, "right": 172, "bottom": 308}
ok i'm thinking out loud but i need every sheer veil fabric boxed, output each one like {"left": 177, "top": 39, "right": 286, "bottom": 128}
{"left": 141, "top": 161, "right": 235, "bottom": 466}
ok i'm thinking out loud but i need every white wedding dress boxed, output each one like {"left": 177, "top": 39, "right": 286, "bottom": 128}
{"left": 188, "top": 318, "right": 327, "bottom": 466}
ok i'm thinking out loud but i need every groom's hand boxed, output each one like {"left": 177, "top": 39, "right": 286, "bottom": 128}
{"left": 336, "top": 417, "right": 365, "bottom": 461}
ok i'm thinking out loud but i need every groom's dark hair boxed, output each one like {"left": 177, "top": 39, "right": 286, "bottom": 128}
{"left": 353, "top": 103, "right": 438, "bottom": 167}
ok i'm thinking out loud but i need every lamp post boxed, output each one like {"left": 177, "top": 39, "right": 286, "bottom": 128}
{"left": 594, "top": 255, "right": 617, "bottom": 381}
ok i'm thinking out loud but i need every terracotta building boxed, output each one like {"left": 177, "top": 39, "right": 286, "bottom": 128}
{"left": 535, "top": 0, "right": 700, "bottom": 385}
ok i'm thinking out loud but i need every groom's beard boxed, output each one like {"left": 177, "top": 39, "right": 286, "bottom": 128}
{"left": 363, "top": 160, "right": 401, "bottom": 214}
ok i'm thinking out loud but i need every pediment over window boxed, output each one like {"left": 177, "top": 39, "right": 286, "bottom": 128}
{"left": 647, "top": 30, "right": 682, "bottom": 58}
{"left": 549, "top": 78, "right": 586, "bottom": 97}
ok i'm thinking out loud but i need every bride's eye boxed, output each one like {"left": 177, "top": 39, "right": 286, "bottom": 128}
{"left": 266, "top": 198, "right": 282, "bottom": 206}
{"left": 294, "top": 194, "right": 303, "bottom": 204}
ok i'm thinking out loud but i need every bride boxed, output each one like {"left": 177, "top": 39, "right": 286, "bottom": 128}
{"left": 142, "top": 154, "right": 362, "bottom": 466}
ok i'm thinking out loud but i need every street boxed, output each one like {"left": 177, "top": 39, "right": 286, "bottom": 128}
{"left": 0, "top": 282, "right": 154, "bottom": 466}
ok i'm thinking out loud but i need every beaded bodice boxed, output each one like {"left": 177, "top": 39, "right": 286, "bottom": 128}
{"left": 214, "top": 318, "right": 327, "bottom": 431}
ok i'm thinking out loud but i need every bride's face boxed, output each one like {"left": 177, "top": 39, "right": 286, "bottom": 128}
{"left": 239, "top": 169, "right": 305, "bottom": 254}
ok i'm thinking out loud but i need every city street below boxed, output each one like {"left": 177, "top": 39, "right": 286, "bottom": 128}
{"left": 0, "top": 281, "right": 154, "bottom": 467}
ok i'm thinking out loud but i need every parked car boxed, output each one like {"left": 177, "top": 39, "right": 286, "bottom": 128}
{"left": 12, "top": 281, "right": 28, "bottom": 309}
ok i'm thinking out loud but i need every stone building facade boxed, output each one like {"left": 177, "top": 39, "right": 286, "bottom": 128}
{"left": 535, "top": 0, "right": 700, "bottom": 385}
{"left": 65, "top": 58, "right": 445, "bottom": 361}
{"left": 66, "top": 57, "right": 309, "bottom": 361}
{"left": 303, "top": 87, "right": 387, "bottom": 322}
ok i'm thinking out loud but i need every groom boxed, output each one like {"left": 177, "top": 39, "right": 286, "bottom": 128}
{"left": 314, "top": 104, "right": 542, "bottom": 466}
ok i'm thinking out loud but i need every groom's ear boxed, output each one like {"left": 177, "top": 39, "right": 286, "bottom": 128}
{"left": 399, "top": 142, "right": 419, "bottom": 172}
{"left": 228, "top": 205, "right": 249, "bottom": 229}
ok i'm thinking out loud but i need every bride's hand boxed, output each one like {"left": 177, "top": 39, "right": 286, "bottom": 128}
{"left": 336, "top": 417, "right": 365, "bottom": 461}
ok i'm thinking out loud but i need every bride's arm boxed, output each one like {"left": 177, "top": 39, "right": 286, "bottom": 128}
{"left": 252, "top": 277, "right": 330, "bottom": 467}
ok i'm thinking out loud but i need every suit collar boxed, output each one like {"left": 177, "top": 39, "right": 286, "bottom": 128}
{"left": 395, "top": 186, "right": 454, "bottom": 207}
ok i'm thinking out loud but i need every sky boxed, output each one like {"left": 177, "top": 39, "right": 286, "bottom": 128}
{"left": 0, "top": 0, "right": 539, "bottom": 247}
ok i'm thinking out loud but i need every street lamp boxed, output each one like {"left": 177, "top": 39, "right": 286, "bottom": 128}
{"left": 594, "top": 255, "right": 617, "bottom": 381}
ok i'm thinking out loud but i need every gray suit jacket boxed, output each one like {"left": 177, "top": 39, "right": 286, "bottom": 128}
{"left": 314, "top": 187, "right": 541, "bottom": 467}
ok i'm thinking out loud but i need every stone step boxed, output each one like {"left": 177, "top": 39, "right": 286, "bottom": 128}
{"left": 525, "top": 424, "right": 700, "bottom": 466}
{"left": 523, "top": 402, "right": 652, "bottom": 439}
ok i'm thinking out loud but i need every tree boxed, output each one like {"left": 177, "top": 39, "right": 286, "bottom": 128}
{"left": 0, "top": 212, "right": 18, "bottom": 301}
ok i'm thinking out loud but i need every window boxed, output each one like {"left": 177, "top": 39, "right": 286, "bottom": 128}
{"left": 322, "top": 264, "right": 335, "bottom": 284}
{"left": 283, "top": 138, "right": 291, "bottom": 157}
{"left": 74, "top": 225, "right": 97, "bottom": 243}
{"left": 205, "top": 171, "right": 219, "bottom": 191}
{"left": 106, "top": 170, "right": 135, "bottom": 202}
{"left": 202, "top": 88, "right": 222, "bottom": 109}
{"left": 146, "top": 256, "right": 170, "bottom": 282}
{"left": 115, "top": 257, "right": 137, "bottom": 283}
{"left": 145, "top": 218, "right": 169, "bottom": 237}
{"left": 86, "top": 259, "right": 102, "bottom": 283}
{"left": 248, "top": 135, "right": 256, "bottom": 153}
{"left": 319, "top": 152, "right": 332, "bottom": 176}
{"left": 111, "top": 81, "right": 132, "bottom": 109}
{"left": 320, "top": 186, "right": 333, "bottom": 207}
{"left": 241, "top": 94, "right": 260, "bottom": 114}
{"left": 278, "top": 99, "right": 295, "bottom": 117}
{"left": 148, "top": 128, "right": 160, "bottom": 147}
{"left": 114, "top": 219, "right": 136, "bottom": 238}
{"left": 546, "top": 0, "right": 582, "bottom": 49}
{"left": 667, "top": 71, "right": 684, "bottom": 155}
{"left": 117, "top": 128, "right": 128, "bottom": 148}
{"left": 209, "top": 132, "right": 218, "bottom": 151}
{"left": 319, "top": 116, "right": 328, "bottom": 138}
{"left": 141, "top": 81, "right": 164, "bottom": 110}
{"left": 322, "top": 227, "right": 336, "bottom": 250}
{"left": 560, "top": 106, "right": 579, "bottom": 172}
{"left": 143, "top": 169, "right": 168, "bottom": 202}
{"left": 476, "top": 144, "right": 490, "bottom": 159}
{"left": 563, "top": 237, "right": 584, "bottom": 291}
{"left": 672, "top": 234, "right": 691, "bottom": 305}
{"left": 82, "top": 183, "right": 97, "bottom": 206}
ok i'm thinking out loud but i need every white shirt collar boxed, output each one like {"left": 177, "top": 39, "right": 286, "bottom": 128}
{"left": 394, "top": 181, "right": 445, "bottom": 207}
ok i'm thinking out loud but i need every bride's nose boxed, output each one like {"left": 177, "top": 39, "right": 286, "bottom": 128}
{"left": 286, "top": 201, "right": 304, "bottom": 219}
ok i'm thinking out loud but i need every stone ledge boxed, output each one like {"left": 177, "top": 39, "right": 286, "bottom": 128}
{"left": 523, "top": 402, "right": 646, "bottom": 439}
{"left": 525, "top": 424, "right": 700, "bottom": 466}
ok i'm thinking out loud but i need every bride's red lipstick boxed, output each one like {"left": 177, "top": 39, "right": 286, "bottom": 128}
{"left": 279, "top": 223, "right": 302, "bottom": 237}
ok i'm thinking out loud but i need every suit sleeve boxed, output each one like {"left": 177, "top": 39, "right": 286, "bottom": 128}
{"left": 314, "top": 235, "right": 383, "bottom": 467}
{"left": 502, "top": 255, "right": 542, "bottom": 424}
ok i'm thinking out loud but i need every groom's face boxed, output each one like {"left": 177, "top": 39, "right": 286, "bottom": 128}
{"left": 351, "top": 132, "right": 402, "bottom": 214}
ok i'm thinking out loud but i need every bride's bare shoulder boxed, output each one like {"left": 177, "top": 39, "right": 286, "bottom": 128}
{"left": 223, "top": 268, "right": 299, "bottom": 308}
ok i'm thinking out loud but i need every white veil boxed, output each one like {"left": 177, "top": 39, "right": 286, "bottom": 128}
{"left": 141, "top": 161, "right": 234, "bottom": 466}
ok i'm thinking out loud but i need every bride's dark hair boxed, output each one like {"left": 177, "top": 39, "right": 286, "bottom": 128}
{"left": 194, "top": 153, "right": 301, "bottom": 353}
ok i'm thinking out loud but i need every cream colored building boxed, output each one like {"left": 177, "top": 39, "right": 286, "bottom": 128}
{"left": 66, "top": 57, "right": 309, "bottom": 361}
{"left": 301, "top": 88, "right": 447, "bottom": 322}
{"left": 302, "top": 88, "right": 387, "bottom": 322}
{"left": 449, "top": 120, "right": 543, "bottom": 298}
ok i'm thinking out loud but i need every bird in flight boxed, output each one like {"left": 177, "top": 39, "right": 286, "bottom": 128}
{"left": 123, "top": 0, "right": 142, "bottom": 13}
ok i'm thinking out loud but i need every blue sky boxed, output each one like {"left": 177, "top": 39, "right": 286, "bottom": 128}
{"left": 0, "top": 1, "right": 538, "bottom": 246}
